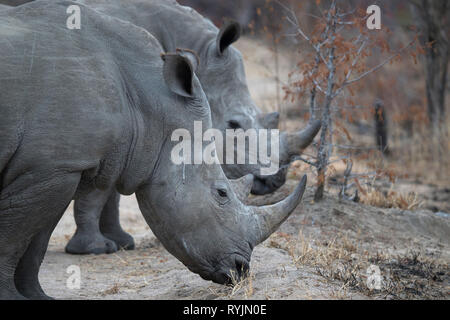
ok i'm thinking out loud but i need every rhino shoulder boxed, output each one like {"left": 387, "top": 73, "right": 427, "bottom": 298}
{"left": 0, "top": 1, "right": 164, "bottom": 174}
{"left": 158, "top": 0, "right": 218, "bottom": 33}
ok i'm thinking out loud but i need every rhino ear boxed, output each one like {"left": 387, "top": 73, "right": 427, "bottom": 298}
{"left": 176, "top": 48, "right": 199, "bottom": 72}
{"left": 161, "top": 53, "right": 194, "bottom": 98}
{"left": 216, "top": 20, "right": 241, "bottom": 55}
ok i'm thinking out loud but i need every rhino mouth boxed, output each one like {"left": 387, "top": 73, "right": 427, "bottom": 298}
{"left": 251, "top": 166, "right": 288, "bottom": 195}
{"left": 194, "top": 254, "right": 251, "bottom": 285}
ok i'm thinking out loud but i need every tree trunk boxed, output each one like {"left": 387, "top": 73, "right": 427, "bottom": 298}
{"left": 314, "top": 1, "right": 336, "bottom": 202}
{"left": 374, "top": 100, "right": 389, "bottom": 155}
{"left": 411, "top": 0, "right": 449, "bottom": 133}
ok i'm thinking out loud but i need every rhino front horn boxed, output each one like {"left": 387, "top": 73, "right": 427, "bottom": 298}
{"left": 284, "top": 120, "right": 321, "bottom": 157}
{"left": 251, "top": 175, "right": 307, "bottom": 245}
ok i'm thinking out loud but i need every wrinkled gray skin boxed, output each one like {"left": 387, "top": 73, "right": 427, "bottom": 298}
{"left": 74, "top": 0, "right": 321, "bottom": 191}
{"left": 1, "top": 0, "right": 320, "bottom": 255}
{"left": 0, "top": 1, "right": 307, "bottom": 299}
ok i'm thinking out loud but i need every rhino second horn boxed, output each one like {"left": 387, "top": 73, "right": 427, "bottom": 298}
{"left": 230, "top": 174, "right": 254, "bottom": 202}
{"left": 251, "top": 175, "right": 307, "bottom": 245}
{"left": 285, "top": 120, "right": 321, "bottom": 157}
{"left": 259, "top": 111, "right": 280, "bottom": 129}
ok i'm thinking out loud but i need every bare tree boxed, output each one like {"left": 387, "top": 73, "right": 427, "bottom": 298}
{"left": 409, "top": 0, "right": 449, "bottom": 134}
{"left": 279, "top": 0, "right": 417, "bottom": 201}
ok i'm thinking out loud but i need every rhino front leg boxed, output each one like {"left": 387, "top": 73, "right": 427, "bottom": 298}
{"left": 14, "top": 212, "right": 65, "bottom": 299}
{"left": 66, "top": 188, "right": 118, "bottom": 254}
{"left": 0, "top": 170, "right": 80, "bottom": 299}
{"left": 99, "top": 190, "right": 135, "bottom": 250}
{"left": 0, "top": 254, "right": 27, "bottom": 299}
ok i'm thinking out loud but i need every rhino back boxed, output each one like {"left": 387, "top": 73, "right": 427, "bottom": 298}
{"left": 0, "top": 1, "right": 165, "bottom": 184}
{"left": 77, "top": 0, "right": 217, "bottom": 54}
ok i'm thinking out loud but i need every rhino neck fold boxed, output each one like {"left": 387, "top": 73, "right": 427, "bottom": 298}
{"left": 116, "top": 107, "right": 152, "bottom": 195}
{"left": 114, "top": 78, "right": 167, "bottom": 196}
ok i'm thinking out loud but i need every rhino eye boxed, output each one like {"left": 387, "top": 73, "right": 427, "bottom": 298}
{"left": 217, "top": 188, "right": 228, "bottom": 198}
{"left": 228, "top": 120, "right": 241, "bottom": 129}
{"left": 212, "top": 183, "right": 230, "bottom": 205}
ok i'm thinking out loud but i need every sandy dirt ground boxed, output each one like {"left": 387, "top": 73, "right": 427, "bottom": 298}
{"left": 43, "top": 191, "right": 360, "bottom": 300}
{"left": 39, "top": 38, "right": 449, "bottom": 300}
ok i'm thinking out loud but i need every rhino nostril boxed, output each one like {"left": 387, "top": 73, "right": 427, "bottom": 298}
{"left": 228, "top": 120, "right": 241, "bottom": 129}
{"left": 221, "top": 272, "right": 233, "bottom": 285}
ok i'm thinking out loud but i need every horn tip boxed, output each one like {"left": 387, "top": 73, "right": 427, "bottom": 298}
{"left": 294, "top": 120, "right": 322, "bottom": 152}
{"left": 300, "top": 174, "right": 307, "bottom": 187}
{"left": 310, "top": 119, "right": 322, "bottom": 133}
{"left": 293, "top": 175, "right": 307, "bottom": 205}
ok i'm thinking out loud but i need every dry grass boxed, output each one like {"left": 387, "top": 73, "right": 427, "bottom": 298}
{"left": 101, "top": 283, "right": 120, "bottom": 296}
{"left": 390, "top": 114, "right": 450, "bottom": 186}
{"left": 207, "top": 269, "right": 256, "bottom": 299}
{"left": 229, "top": 270, "right": 255, "bottom": 299}
{"left": 268, "top": 231, "right": 449, "bottom": 299}
{"left": 360, "top": 183, "right": 422, "bottom": 210}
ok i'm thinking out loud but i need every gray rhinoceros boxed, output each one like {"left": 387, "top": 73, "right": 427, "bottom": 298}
{"left": 41, "top": 0, "right": 318, "bottom": 255}
{"left": 0, "top": 0, "right": 320, "bottom": 256}
{"left": 0, "top": 0, "right": 307, "bottom": 299}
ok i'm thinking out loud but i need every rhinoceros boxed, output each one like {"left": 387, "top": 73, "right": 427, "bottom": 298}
{"left": 40, "top": 0, "right": 318, "bottom": 255}
{"left": 0, "top": 0, "right": 307, "bottom": 299}
{"left": 0, "top": 0, "right": 320, "bottom": 254}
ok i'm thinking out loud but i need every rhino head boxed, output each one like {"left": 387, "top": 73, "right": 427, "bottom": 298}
{"left": 185, "top": 21, "right": 321, "bottom": 196}
{"left": 134, "top": 53, "right": 307, "bottom": 284}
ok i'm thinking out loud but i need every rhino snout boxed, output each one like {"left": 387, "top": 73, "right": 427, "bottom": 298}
{"left": 251, "top": 166, "right": 288, "bottom": 195}
{"left": 197, "top": 254, "right": 251, "bottom": 285}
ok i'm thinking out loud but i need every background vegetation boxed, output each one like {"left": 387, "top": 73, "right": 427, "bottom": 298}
{"left": 180, "top": 0, "right": 449, "bottom": 212}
